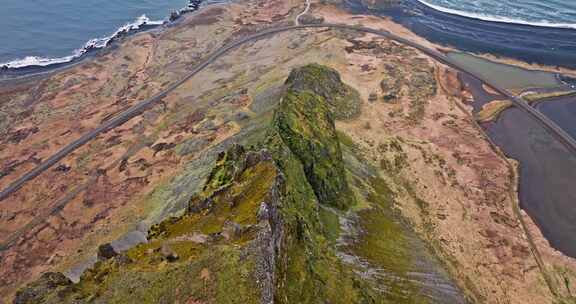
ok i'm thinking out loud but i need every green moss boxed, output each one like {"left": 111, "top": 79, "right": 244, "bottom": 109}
{"left": 285, "top": 64, "right": 362, "bottom": 120}
{"left": 17, "top": 145, "right": 278, "bottom": 303}
{"left": 318, "top": 207, "right": 341, "bottom": 244}
{"left": 266, "top": 65, "right": 386, "bottom": 302}
{"left": 342, "top": 169, "right": 431, "bottom": 303}
{"left": 355, "top": 205, "right": 411, "bottom": 271}
{"left": 202, "top": 144, "right": 246, "bottom": 194}
{"left": 149, "top": 160, "right": 277, "bottom": 240}
{"left": 213, "top": 248, "right": 261, "bottom": 304}
{"left": 337, "top": 130, "right": 362, "bottom": 154}
{"left": 68, "top": 245, "right": 260, "bottom": 304}
{"left": 16, "top": 64, "right": 450, "bottom": 304}
{"left": 263, "top": 133, "right": 366, "bottom": 303}
{"left": 274, "top": 89, "right": 355, "bottom": 210}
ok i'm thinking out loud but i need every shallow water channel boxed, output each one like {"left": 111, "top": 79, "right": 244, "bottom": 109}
{"left": 458, "top": 54, "right": 576, "bottom": 257}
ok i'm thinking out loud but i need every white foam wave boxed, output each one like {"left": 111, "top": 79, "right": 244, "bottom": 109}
{"left": 416, "top": 0, "right": 576, "bottom": 30}
{"left": 1, "top": 14, "right": 164, "bottom": 69}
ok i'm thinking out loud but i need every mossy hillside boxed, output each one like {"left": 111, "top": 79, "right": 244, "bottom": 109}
{"left": 268, "top": 79, "right": 426, "bottom": 302}
{"left": 261, "top": 64, "right": 381, "bottom": 302}
{"left": 201, "top": 143, "right": 247, "bottom": 195}
{"left": 354, "top": 178, "right": 430, "bottom": 303}
{"left": 338, "top": 127, "right": 459, "bottom": 303}
{"left": 15, "top": 64, "right": 448, "bottom": 304}
{"left": 274, "top": 89, "right": 356, "bottom": 210}
{"left": 15, "top": 147, "right": 278, "bottom": 304}
{"left": 47, "top": 245, "right": 260, "bottom": 304}
{"left": 335, "top": 130, "right": 429, "bottom": 302}
{"left": 14, "top": 63, "right": 364, "bottom": 304}
{"left": 264, "top": 133, "right": 379, "bottom": 303}
{"left": 149, "top": 158, "right": 277, "bottom": 240}
{"left": 286, "top": 63, "right": 362, "bottom": 120}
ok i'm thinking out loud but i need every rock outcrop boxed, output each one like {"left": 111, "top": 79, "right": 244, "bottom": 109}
{"left": 13, "top": 273, "right": 72, "bottom": 304}
{"left": 15, "top": 145, "right": 282, "bottom": 303}
{"left": 285, "top": 64, "right": 361, "bottom": 120}
{"left": 14, "top": 64, "right": 443, "bottom": 304}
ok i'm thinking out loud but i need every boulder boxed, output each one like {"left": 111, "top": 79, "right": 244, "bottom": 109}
{"left": 257, "top": 202, "right": 270, "bottom": 221}
{"left": 222, "top": 220, "right": 243, "bottom": 240}
{"left": 298, "top": 14, "right": 325, "bottom": 25}
{"left": 97, "top": 243, "right": 118, "bottom": 260}
{"left": 244, "top": 151, "right": 262, "bottom": 168}
{"left": 13, "top": 272, "right": 71, "bottom": 304}
{"left": 161, "top": 244, "right": 179, "bottom": 262}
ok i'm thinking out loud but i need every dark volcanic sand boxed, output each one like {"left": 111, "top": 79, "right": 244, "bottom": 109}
{"left": 344, "top": 0, "right": 576, "bottom": 69}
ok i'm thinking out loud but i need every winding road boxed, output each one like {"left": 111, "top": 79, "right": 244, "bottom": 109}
{"left": 295, "top": 0, "right": 311, "bottom": 25}
{"left": 1, "top": 22, "right": 576, "bottom": 202}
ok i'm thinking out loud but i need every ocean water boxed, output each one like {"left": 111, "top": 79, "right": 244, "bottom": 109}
{"left": 345, "top": 0, "right": 576, "bottom": 68}
{"left": 417, "top": 0, "right": 576, "bottom": 29}
{"left": 0, "top": 0, "right": 194, "bottom": 69}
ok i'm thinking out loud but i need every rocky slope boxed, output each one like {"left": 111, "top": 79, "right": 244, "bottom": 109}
{"left": 4, "top": 1, "right": 576, "bottom": 303}
{"left": 14, "top": 64, "right": 464, "bottom": 303}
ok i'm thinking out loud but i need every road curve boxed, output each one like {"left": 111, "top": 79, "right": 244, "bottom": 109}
{"left": 295, "top": 0, "right": 312, "bottom": 25}
{"left": 1, "top": 22, "right": 576, "bottom": 202}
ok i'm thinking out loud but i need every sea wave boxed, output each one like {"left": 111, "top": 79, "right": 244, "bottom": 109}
{"left": 415, "top": 0, "right": 576, "bottom": 30}
{"left": 0, "top": 14, "right": 164, "bottom": 69}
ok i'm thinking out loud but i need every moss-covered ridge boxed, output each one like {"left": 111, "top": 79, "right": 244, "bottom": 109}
{"left": 14, "top": 146, "right": 281, "bottom": 304}
{"left": 15, "top": 64, "right": 447, "bottom": 304}
{"left": 265, "top": 65, "right": 390, "bottom": 302}
{"left": 275, "top": 64, "right": 358, "bottom": 211}
{"left": 285, "top": 64, "right": 362, "bottom": 120}
{"left": 274, "top": 90, "right": 354, "bottom": 210}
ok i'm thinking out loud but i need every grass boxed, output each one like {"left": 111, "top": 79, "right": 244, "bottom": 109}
{"left": 274, "top": 89, "right": 355, "bottom": 210}
{"left": 476, "top": 100, "right": 514, "bottom": 122}
{"left": 16, "top": 64, "right": 445, "bottom": 304}
{"left": 523, "top": 90, "right": 576, "bottom": 104}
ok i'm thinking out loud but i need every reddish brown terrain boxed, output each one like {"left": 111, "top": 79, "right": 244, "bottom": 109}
{"left": 0, "top": 1, "right": 302, "bottom": 300}
{"left": 1, "top": 0, "right": 576, "bottom": 303}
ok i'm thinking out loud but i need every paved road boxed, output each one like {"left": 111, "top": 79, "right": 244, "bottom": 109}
{"left": 2, "top": 22, "right": 576, "bottom": 202}
{"left": 295, "top": 0, "right": 311, "bottom": 25}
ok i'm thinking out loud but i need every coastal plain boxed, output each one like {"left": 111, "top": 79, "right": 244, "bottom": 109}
{"left": 1, "top": 0, "right": 576, "bottom": 303}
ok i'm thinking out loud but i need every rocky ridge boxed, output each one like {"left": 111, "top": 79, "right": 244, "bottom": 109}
{"left": 14, "top": 63, "right": 467, "bottom": 303}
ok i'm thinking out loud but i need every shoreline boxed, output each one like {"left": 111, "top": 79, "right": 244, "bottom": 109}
{"left": 414, "top": 0, "right": 576, "bottom": 30}
{"left": 0, "top": 0, "right": 205, "bottom": 79}
{"left": 5, "top": 0, "right": 576, "bottom": 81}
{"left": 1, "top": 0, "right": 576, "bottom": 302}
{"left": 321, "top": 2, "right": 576, "bottom": 301}
{"left": 346, "top": 0, "right": 576, "bottom": 70}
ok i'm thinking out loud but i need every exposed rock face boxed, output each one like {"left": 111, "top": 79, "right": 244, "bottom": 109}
{"left": 252, "top": 173, "right": 285, "bottom": 304}
{"left": 285, "top": 64, "right": 361, "bottom": 120}
{"left": 97, "top": 243, "right": 118, "bottom": 260}
{"left": 13, "top": 64, "right": 429, "bottom": 304}
{"left": 275, "top": 64, "right": 358, "bottom": 210}
{"left": 298, "top": 14, "right": 325, "bottom": 25}
{"left": 13, "top": 273, "right": 71, "bottom": 304}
